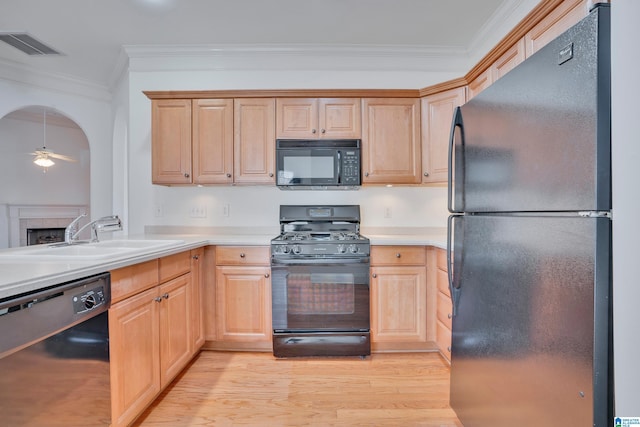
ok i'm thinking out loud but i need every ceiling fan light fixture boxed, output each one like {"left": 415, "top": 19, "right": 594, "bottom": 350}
{"left": 34, "top": 156, "right": 54, "bottom": 168}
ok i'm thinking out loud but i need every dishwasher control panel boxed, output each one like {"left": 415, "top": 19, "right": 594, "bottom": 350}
{"left": 72, "top": 285, "right": 107, "bottom": 314}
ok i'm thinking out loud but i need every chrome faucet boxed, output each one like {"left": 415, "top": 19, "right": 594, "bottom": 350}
{"left": 65, "top": 213, "right": 87, "bottom": 244}
{"left": 65, "top": 214, "right": 123, "bottom": 244}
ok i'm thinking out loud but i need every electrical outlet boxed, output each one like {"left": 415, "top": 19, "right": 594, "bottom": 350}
{"left": 221, "top": 204, "right": 230, "bottom": 217}
{"left": 154, "top": 205, "right": 163, "bottom": 217}
{"left": 189, "top": 206, "right": 207, "bottom": 218}
{"left": 384, "top": 206, "right": 392, "bottom": 218}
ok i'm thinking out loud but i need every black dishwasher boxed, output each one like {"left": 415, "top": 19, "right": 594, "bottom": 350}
{"left": 0, "top": 272, "right": 111, "bottom": 426}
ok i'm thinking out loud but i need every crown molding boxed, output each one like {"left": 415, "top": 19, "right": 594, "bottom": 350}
{"left": 0, "top": 58, "right": 112, "bottom": 102}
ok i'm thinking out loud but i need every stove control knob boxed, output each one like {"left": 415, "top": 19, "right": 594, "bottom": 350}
{"left": 348, "top": 245, "right": 359, "bottom": 254}
{"left": 292, "top": 245, "right": 301, "bottom": 255}
{"left": 337, "top": 244, "right": 346, "bottom": 254}
{"left": 282, "top": 245, "right": 291, "bottom": 254}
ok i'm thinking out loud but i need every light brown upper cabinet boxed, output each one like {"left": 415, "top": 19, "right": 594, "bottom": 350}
{"left": 276, "top": 98, "right": 361, "bottom": 139}
{"left": 234, "top": 98, "right": 276, "bottom": 184}
{"left": 491, "top": 38, "right": 526, "bottom": 82}
{"left": 525, "top": 0, "right": 588, "bottom": 58}
{"left": 152, "top": 98, "right": 275, "bottom": 185}
{"left": 151, "top": 99, "right": 192, "bottom": 185}
{"left": 361, "top": 98, "right": 421, "bottom": 184}
{"left": 421, "top": 87, "right": 466, "bottom": 184}
{"left": 192, "top": 99, "right": 234, "bottom": 184}
{"left": 467, "top": 68, "right": 492, "bottom": 101}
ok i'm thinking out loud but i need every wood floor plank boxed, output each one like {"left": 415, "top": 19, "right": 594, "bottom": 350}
{"left": 133, "top": 351, "right": 462, "bottom": 427}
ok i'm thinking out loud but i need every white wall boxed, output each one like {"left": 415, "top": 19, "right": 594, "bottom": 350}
{"left": 0, "top": 79, "right": 114, "bottom": 221}
{"left": 0, "top": 116, "right": 90, "bottom": 205}
{"left": 127, "top": 69, "right": 454, "bottom": 234}
{"left": 611, "top": 0, "right": 640, "bottom": 416}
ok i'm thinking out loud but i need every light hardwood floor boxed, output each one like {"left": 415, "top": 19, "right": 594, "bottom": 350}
{"left": 134, "top": 351, "right": 462, "bottom": 427}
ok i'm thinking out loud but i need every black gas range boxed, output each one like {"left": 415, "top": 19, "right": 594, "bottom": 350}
{"left": 270, "top": 205, "right": 371, "bottom": 358}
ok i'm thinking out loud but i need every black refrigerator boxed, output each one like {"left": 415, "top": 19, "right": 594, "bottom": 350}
{"left": 447, "top": 4, "right": 612, "bottom": 426}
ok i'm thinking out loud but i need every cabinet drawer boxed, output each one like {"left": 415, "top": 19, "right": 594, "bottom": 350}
{"left": 436, "top": 268, "right": 450, "bottom": 297}
{"left": 216, "top": 246, "right": 270, "bottom": 265}
{"left": 111, "top": 260, "right": 159, "bottom": 303}
{"left": 436, "top": 291, "right": 452, "bottom": 329}
{"left": 436, "top": 247, "right": 448, "bottom": 272}
{"left": 159, "top": 251, "right": 192, "bottom": 283}
{"left": 370, "top": 246, "right": 426, "bottom": 266}
{"left": 436, "top": 320, "right": 452, "bottom": 361}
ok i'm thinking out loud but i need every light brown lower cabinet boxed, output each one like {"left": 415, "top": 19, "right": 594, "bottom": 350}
{"left": 433, "top": 247, "right": 453, "bottom": 362}
{"left": 370, "top": 246, "right": 429, "bottom": 352}
{"left": 109, "top": 250, "right": 202, "bottom": 427}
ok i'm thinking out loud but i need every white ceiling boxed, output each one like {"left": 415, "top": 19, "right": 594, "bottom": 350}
{"left": 0, "top": 0, "right": 534, "bottom": 90}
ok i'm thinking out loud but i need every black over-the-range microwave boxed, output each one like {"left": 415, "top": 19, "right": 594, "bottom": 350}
{"left": 275, "top": 139, "right": 361, "bottom": 190}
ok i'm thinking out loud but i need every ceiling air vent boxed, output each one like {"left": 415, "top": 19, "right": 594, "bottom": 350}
{"left": 0, "top": 33, "right": 61, "bottom": 55}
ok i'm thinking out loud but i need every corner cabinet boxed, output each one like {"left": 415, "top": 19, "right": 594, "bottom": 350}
{"left": 109, "top": 250, "right": 202, "bottom": 427}
{"left": 421, "top": 87, "right": 466, "bottom": 183}
{"left": 213, "top": 246, "right": 273, "bottom": 351}
{"left": 276, "top": 98, "right": 361, "bottom": 139}
{"left": 370, "top": 246, "right": 428, "bottom": 352}
{"left": 361, "top": 98, "right": 421, "bottom": 184}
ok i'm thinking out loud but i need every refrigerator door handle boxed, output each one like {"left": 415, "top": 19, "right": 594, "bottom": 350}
{"left": 448, "top": 107, "right": 464, "bottom": 213}
{"left": 447, "top": 214, "right": 461, "bottom": 316}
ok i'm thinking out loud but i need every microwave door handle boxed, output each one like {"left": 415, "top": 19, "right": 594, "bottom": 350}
{"left": 336, "top": 151, "right": 341, "bottom": 184}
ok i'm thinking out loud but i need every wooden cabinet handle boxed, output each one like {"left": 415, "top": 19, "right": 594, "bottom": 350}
{"left": 240, "top": 253, "right": 245, "bottom": 258}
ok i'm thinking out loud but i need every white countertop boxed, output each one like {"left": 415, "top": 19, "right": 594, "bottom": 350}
{"left": 0, "top": 228, "right": 446, "bottom": 300}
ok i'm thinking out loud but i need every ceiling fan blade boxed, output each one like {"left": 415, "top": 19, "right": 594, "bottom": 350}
{"left": 49, "top": 152, "right": 77, "bottom": 162}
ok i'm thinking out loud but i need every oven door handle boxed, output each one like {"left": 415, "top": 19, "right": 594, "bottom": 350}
{"left": 271, "top": 257, "right": 370, "bottom": 266}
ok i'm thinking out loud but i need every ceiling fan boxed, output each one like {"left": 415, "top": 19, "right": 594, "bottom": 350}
{"left": 30, "top": 109, "right": 76, "bottom": 169}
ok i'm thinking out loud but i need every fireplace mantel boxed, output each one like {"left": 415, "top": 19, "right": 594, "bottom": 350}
{"left": 8, "top": 204, "right": 90, "bottom": 248}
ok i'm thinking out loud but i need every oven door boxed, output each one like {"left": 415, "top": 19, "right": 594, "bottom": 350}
{"left": 271, "top": 258, "right": 370, "bottom": 332}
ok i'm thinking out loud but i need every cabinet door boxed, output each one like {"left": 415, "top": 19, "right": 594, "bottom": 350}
{"left": 192, "top": 99, "right": 234, "bottom": 184}
{"left": 190, "top": 248, "right": 205, "bottom": 353}
{"left": 525, "top": 0, "right": 587, "bottom": 58}
{"left": 421, "top": 87, "right": 466, "bottom": 183}
{"left": 158, "top": 273, "right": 192, "bottom": 388}
{"left": 370, "top": 266, "right": 427, "bottom": 344}
{"left": 491, "top": 38, "right": 526, "bottom": 82}
{"left": 234, "top": 98, "right": 276, "bottom": 184}
{"left": 152, "top": 99, "right": 192, "bottom": 185}
{"left": 361, "top": 98, "right": 421, "bottom": 184}
{"left": 318, "top": 98, "right": 361, "bottom": 139}
{"left": 109, "top": 288, "right": 160, "bottom": 427}
{"left": 467, "top": 68, "right": 492, "bottom": 100}
{"left": 215, "top": 266, "right": 272, "bottom": 343}
{"left": 276, "top": 98, "right": 318, "bottom": 138}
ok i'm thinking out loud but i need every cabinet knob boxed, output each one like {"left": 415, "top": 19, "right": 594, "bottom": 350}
{"left": 269, "top": 173, "right": 274, "bottom": 177}
{"left": 226, "top": 173, "right": 232, "bottom": 178}
{"left": 264, "top": 273, "right": 270, "bottom": 278}
{"left": 372, "top": 273, "right": 377, "bottom": 278}
{"left": 184, "top": 172, "right": 190, "bottom": 178}
{"left": 321, "top": 128, "right": 326, "bottom": 134}
{"left": 154, "top": 296, "right": 162, "bottom": 303}
{"left": 447, "top": 346, "right": 451, "bottom": 353}
{"left": 396, "top": 253, "right": 401, "bottom": 258}
{"left": 448, "top": 313, "right": 452, "bottom": 319}
{"left": 240, "top": 253, "right": 245, "bottom": 258}
{"left": 365, "top": 172, "right": 369, "bottom": 177}
{"left": 162, "top": 293, "right": 169, "bottom": 299}
{"left": 424, "top": 172, "right": 429, "bottom": 177}
{"left": 192, "top": 255, "right": 199, "bottom": 260}
{"left": 312, "top": 129, "right": 317, "bottom": 134}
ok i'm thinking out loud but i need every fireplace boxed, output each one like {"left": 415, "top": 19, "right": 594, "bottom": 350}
{"left": 7, "top": 204, "right": 89, "bottom": 248}
{"left": 26, "top": 227, "right": 66, "bottom": 245}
